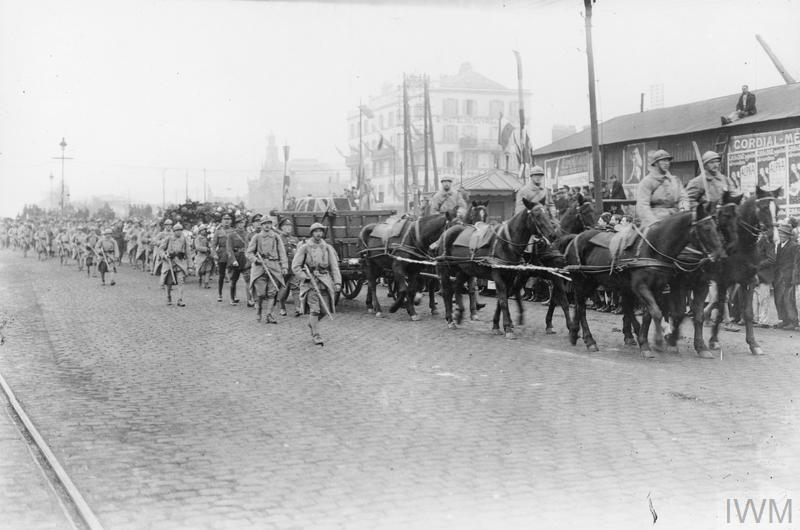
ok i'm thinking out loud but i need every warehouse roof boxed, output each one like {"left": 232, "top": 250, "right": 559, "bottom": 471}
{"left": 533, "top": 82, "right": 800, "bottom": 156}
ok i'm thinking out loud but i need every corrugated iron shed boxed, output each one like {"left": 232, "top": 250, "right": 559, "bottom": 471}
{"left": 533, "top": 82, "right": 800, "bottom": 156}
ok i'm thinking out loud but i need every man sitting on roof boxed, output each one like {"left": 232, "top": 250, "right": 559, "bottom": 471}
{"left": 721, "top": 85, "right": 757, "bottom": 125}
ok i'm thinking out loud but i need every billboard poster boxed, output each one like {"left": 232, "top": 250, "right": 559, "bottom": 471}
{"left": 728, "top": 128, "right": 800, "bottom": 209}
{"left": 544, "top": 151, "right": 591, "bottom": 190}
{"left": 622, "top": 143, "right": 645, "bottom": 197}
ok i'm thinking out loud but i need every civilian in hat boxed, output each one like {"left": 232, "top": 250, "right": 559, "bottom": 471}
{"left": 636, "top": 149, "right": 688, "bottom": 230}
{"left": 686, "top": 150, "right": 740, "bottom": 209}
{"left": 160, "top": 222, "right": 190, "bottom": 306}
{"left": 246, "top": 217, "right": 288, "bottom": 323}
{"left": 211, "top": 212, "right": 233, "bottom": 302}
{"left": 291, "top": 222, "right": 341, "bottom": 345}
{"left": 773, "top": 222, "right": 800, "bottom": 330}
{"left": 95, "top": 228, "right": 120, "bottom": 286}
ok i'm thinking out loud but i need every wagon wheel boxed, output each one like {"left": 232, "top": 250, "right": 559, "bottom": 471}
{"left": 341, "top": 278, "right": 363, "bottom": 299}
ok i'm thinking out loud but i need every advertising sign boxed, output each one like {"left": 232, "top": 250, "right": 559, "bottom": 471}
{"left": 728, "top": 128, "right": 800, "bottom": 209}
{"left": 622, "top": 143, "right": 645, "bottom": 198}
{"left": 544, "top": 151, "right": 591, "bottom": 190}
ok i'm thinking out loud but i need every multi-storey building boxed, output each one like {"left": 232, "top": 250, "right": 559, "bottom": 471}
{"left": 346, "top": 63, "right": 530, "bottom": 208}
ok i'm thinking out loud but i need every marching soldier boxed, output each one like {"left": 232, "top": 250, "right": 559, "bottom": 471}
{"left": 636, "top": 149, "right": 688, "bottom": 230}
{"left": 686, "top": 150, "right": 741, "bottom": 208}
{"left": 291, "top": 222, "right": 342, "bottom": 346}
{"left": 160, "top": 222, "right": 190, "bottom": 306}
{"left": 152, "top": 219, "right": 172, "bottom": 276}
{"left": 211, "top": 212, "right": 233, "bottom": 302}
{"left": 277, "top": 217, "right": 301, "bottom": 316}
{"left": 193, "top": 225, "right": 213, "bottom": 289}
{"left": 226, "top": 215, "right": 250, "bottom": 306}
{"left": 85, "top": 227, "right": 99, "bottom": 277}
{"left": 246, "top": 217, "right": 288, "bottom": 323}
{"left": 95, "top": 228, "right": 120, "bottom": 286}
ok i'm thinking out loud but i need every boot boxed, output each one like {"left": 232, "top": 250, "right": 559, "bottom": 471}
{"left": 230, "top": 285, "right": 239, "bottom": 305}
{"left": 166, "top": 286, "right": 173, "bottom": 305}
{"left": 309, "top": 315, "right": 323, "bottom": 345}
{"left": 264, "top": 297, "right": 277, "bottom": 324}
{"left": 256, "top": 296, "right": 263, "bottom": 322}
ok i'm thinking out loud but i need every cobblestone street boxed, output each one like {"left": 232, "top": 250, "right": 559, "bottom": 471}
{"left": 1, "top": 252, "right": 799, "bottom": 529}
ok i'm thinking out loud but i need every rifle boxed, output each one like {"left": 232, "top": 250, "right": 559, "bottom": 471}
{"left": 303, "top": 264, "right": 334, "bottom": 320}
{"left": 254, "top": 251, "right": 283, "bottom": 293}
{"left": 692, "top": 141, "right": 711, "bottom": 201}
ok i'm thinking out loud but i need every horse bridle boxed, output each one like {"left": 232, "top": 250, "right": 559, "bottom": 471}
{"left": 688, "top": 214, "right": 720, "bottom": 259}
{"left": 493, "top": 204, "right": 553, "bottom": 248}
{"left": 739, "top": 196, "right": 777, "bottom": 237}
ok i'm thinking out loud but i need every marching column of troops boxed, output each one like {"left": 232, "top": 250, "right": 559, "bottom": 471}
{"left": 0, "top": 211, "right": 341, "bottom": 345}
{"left": 3, "top": 146, "right": 800, "bottom": 341}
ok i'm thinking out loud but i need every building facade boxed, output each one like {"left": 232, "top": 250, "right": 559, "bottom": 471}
{"left": 346, "top": 63, "right": 530, "bottom": 209}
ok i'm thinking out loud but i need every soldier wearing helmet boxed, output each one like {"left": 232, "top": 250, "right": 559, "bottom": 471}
{"left": 246, "top": 216, "right": 288, "bottom": 323}
{"left": 635, "top": 149, "right": 688, "bottom": 229}
{"left": 515, "top": 165, "right": 552, "bottom": 215}
{"left": 193, "top": 225, "right": 213, "bottom": 289}
{"left": 211, "top": 212, "right": 233, "bottom": 302}
{"left": 95, "top": 227, "right": 120, "bottom": 286}
{"left": 429, "top": 176, "right": 468, "bottom": 219}
{"left": 160, "top": 222, "right": 190, "bottom": 306}
{"left": 291, "top": 222, "right": 342, "bottom": 346}
{"left": 685, "top": 150, "right": 740, "bottom": 209}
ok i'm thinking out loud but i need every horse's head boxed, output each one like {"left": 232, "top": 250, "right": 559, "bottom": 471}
{"left": 755, "top": 186, "right": 781, "bottom": 243}
{"left": 465, "top": 200, "right": 489, "bottom": 225}
{"left": 714, "top": 191, "right": 743, "bottom": 252}
{"left": 692, "top": 201, "right": 727, "bottom": 262}
{"left": 522, "top": 197, "right": 558, "bottom": 242}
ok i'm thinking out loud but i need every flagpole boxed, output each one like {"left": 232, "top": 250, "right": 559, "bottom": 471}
{"left": 423, "top": 78, "right": 429, "bottom": 194}
{"left": 513, "top": 51, "right": 527, "bottom": 184}
{"left": 358, "top": 99, "right": 363, "bottom": 198}
{"left": 584, "top": 0, "right": 604, "bottom": 211}
{"left": 426, "top": 75, "right": 439, "bottom": 191}
{"left": 402, "top": 75, "right": 409, "bottom": 214}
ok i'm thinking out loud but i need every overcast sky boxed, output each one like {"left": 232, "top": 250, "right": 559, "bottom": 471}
{"left": 1, "top": 0, "right": 798, "bottom": 216}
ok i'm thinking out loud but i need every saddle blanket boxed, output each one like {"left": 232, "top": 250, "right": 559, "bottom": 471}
{"left": 453, "top": 222, "right": 494, "bottom": 252}
{"left": 369, "top": 215, "right": 409, "bottom": 244}
{"left": 588, "top": 226, "right": 639, "bottom": 260}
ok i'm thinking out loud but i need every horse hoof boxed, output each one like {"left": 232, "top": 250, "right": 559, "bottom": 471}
{"left": 545, "top": 327, "right": 556, "bottom": 335}
{"left": 430, "top": 309, "right": 439, "bottom": 316}
{"left": 447, "top": 321, "right": 457, "bottom": 330}
{"left": 410, "top": 314, "right": 420, "bottom": 322}
{"left": 375, "top": 312, "right": 384, "bottom": 318}
{"left": 709, "top": 341, "right": 721, "bottom": 350}
{"left": 470, "top": 314, "right": 480, "bottom": 321}
{"left": 587, "top": 344, "right": 599, "bottom": 353}
{"left": 492, "top": 328, "right": 503, "bottom": 336}
{"left": 751, "top": 346, "right": 765, "bottom": 356}
{"left": 505, "top": 332, "right": 516, "bottom": 340}
{"left": 624, "top": 337, "right": 637, "bottom": 346}
{"left": 641, "top": 350, "right": 656, "bottom": 359}
{"left": 569, "top": 334, "right": 578, "bottom": 346}
{"left": 696, "top": 350, "right": 714, "bottom": 359}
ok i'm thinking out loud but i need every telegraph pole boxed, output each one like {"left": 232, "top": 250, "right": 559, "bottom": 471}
{"left": 584, "top": 0, "right": 604, "bottom": 211}
{"left": 52, "top": 138, "right": 73, "bottom": 215}
{"left": 402, "top": 75, "right": 409, "bottom": 213}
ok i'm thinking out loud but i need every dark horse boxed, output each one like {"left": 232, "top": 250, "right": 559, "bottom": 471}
{"left": 360, "top": 210, "right": 454, "bottom": 320}
{"left": 565, "top": 202, "right": 726, "bottom": 356}
{"left": 663, "top": 192, "right": 742, "bottom": 358}
{"left": 702, "top": 187, "right": 780, "bottom": 356}
{"left": 437, "top": 199, "right": 558, "bottom": 338}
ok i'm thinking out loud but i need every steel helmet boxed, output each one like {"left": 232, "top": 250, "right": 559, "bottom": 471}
{"left": 530, "top": 165, "right": 545, "bottom": 176}
{"left": 164, "top": 219, "right": 173, "bottom": 225}
{"left": 440, "top": 176, "right": 453, "bottom": 183}
{"left": 649, "top": 149, "right": 673, "bottom": 166}
{"left": 309, "top": 222, "right": 326, "bottom": 233}
{"left": 702, "top": 150, "right": 721, "bottom": 164}
{"left": 103, "top": 228, "right": 112, "bottom": 235}
{"left": 260, "top": 216, "right": 275, "bottom": 225}
{"left": 173, "top": 223, "right": 183, "bottom": 230}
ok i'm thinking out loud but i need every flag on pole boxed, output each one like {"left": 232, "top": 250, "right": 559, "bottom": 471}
{"left": 359, "top": 104, "right": 375, "bottom": 119}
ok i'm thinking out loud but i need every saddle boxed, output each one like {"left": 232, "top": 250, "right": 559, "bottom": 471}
{"left": 453, "top": 222, "right": 495, "bottom": 252}
{"left": 369, "top": 215, "right": 409, "bottom": 244}
{"left": 588, "top": 226, "right": 639, "bottom": 261}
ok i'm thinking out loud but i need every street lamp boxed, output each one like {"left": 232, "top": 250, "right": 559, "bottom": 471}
{"left": 52, "top": 138, "right": 73, "bottom": 215}
{"left": 282, "top": 145, "right": 290, "bottom": 210}
{"left": 49, "top": 173, "right": 54, "bottom": 210}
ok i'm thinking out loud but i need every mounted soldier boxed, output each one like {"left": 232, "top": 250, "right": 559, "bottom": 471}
{"left": 636, "top": 149, "right": 688, "bottom": 230}
{"left": 429, "top": 176, "right": 467, "bottom": 219}
{"left": 686, "top": 150, "right": 740, "bottom": 209}
{"left": 247, "top": 217, "right": 288, "bottom": 323}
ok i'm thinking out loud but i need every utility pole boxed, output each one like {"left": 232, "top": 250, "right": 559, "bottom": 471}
{"left": 282, "top": 145, "right": 290, "bottom": 210}
{"left": 512, "top": 51, "right": 528, "bottom": 184}
{"left": 584, "top": 0, "right": 604, "bottom": 211}
{"left": 423, "top": 80, "right": 429, "bottom": 194}
{"left": 49, "top": 173, "right": 54, "bottom": 210}
{"left": 425, "top": 75, "right": 439, "bottom": 191}
{"left": 52, "top": 138, "right": 73, "bottom": 215}
{"left": 755, "top": 34, "right": 796, "bottom": 84}
{"left": 402, "top": 74, "right": 410, "bottom": 213}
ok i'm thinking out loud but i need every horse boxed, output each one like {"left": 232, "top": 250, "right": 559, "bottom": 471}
{"left": 437, "top": 198, "right": 558, "bottom": 338}
{"left": 704, "top": 187, "right": 781, "bottom": 356}
{"left": 565, "top": 202, "right": 726, "bottom": 357}
{"left": 360, "top": 209, "right": 455, "bottom": 319}
{"left": 663, "top": 192, "right": 743, "bottom": 358}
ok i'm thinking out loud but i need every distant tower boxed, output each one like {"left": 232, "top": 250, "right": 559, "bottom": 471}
{"left": 265, "top": 133, "right": 280, "bottom": 170}
{"left": 649, "top": 83, "right": 664, "bottom": 109}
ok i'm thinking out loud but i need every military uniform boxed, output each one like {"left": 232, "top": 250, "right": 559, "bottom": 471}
{"left": 685, "top": 151, "right": 740, "bottom": 209}
{"left": 226, "top": 224, "right": 249, "bottom": 304}
{"left": 278, "top": 227, "right": 301, "bottom": 316}
{"left": 635, "top": 150, "right": 688, "bottom": 229}
{"left": 429, "top": 188, "right": 467, "bottom": 216}
{"left": 211, "top": 222, "right": 232, "bottom": 300}
{"left": 291, "top": 225, "right": 342, "bottom": 345}
{"left": 160, "top": 226, "right": 190, "bottom": 306}
{"left": 193, "top": 229, "right": 213, "bottom": 288}
{"left": 247, "top": 224, "right": 288, "bottom": 322}
{"left": 95, "top": 232, "right": 120, "bottom": 285}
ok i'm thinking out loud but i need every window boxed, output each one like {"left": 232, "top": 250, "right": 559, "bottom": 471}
{"left": 443, "top": 125, "right": 458, "bottom": 143}
{"left": 461, "top": 125, "right": 477, "bottom": 139}
{"left": 509, "top": 102, "right": 520, "bottom": 121}
{"left": 443, "top": 98, "right": 458, "bottom": 117}
{"left": 464, "top": 99, "right": 477, "bottom": 116}
{"left": 445, "top": 152, "right": 456, "bottom": 168}
{"left": 490, "top": 100, "right": 504, "bottom": 118}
